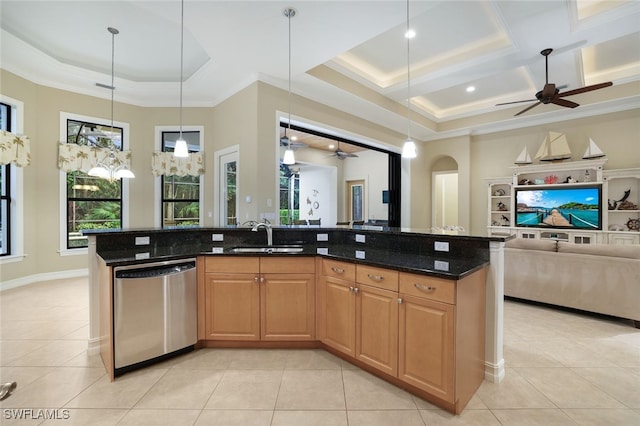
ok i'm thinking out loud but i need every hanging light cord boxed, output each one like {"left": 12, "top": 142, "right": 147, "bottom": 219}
{"left": 287, "top": 9, "right": 293, "bottom": 145}
{"left": 179, "top": 0, "right": 184, "bottom": 140}
{"left": 109, "top": 28, "right": 116, "bottom": 147}
{"left": 406, "top": 0, "right": 411, "bottom": 141}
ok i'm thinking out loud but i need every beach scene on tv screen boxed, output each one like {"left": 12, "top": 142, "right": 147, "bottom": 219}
{"left": 516, "top": 187, "right": 600, "bottom": 229}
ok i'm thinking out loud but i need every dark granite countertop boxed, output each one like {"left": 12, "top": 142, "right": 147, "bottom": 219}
{"left": 88, "top": 227, "right": 504, "bottom": 280}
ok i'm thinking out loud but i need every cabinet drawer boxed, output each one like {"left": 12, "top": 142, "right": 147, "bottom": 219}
{"left": 205, "top": 256, "right": 259, "bottom": 273}
{"left": 260, "top": 257, "right": 315, "bottom": 274}
{"left": 356, "top": 265, "right": 399, "bottom": 292}
{"left": 399, "top": 272, "right": 455, "bottom": 305}
{"left": 322, "top": 259, "right": 356, "bottom": 281}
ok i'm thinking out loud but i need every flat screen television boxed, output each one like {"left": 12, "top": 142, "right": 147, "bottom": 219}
{"left": 515, "top": 185, "right": 602, "bottom": 230}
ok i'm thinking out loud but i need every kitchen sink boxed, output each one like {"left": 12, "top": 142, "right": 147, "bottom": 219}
{"left": 229, "top": 245, "right": 304, "bottom": 254}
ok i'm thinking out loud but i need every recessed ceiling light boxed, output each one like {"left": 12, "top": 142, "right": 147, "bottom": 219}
{"left": 466, "top": 86, "right": 476, "bottom": 93}
{"left": 328, "top": 144, "right": 335, "bottom": 149}
{"left": 291, "top": 135, "right": 298, "bottom": 141}
{"left": 405, "top": 29, "right": 416, "bottom": 39}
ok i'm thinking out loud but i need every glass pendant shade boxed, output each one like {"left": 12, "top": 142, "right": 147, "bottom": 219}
{"left": 174, "top": 138, "right": 189, "bottom": 157}
{"left": 88, "top": 165, "right": 111, "bottom": 180}
{"left": 402, "top": 139, "right": 417, "bottom": 158}
{"left": 283, "top": 147, "right": 296, "bottom": 165}
{"left": 88, "top": 148, "right": 134, "bottom": 182}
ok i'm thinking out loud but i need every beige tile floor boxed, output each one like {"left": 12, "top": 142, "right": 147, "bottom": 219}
{"left": 1, "top": 276, "right": 639, "bottom": 425}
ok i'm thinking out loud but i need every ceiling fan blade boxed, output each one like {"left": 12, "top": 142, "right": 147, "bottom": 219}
{"left": 514, "top": 102, "right": 541, "bottom": 116}
{"left": 551, "top": 98, "right": 579, "bottom": 108}
{"left": 558, "top": 82, "right": 613, "bottom": 97}
{"left": 496, "top": 99, "right": 538, "bottom": 106}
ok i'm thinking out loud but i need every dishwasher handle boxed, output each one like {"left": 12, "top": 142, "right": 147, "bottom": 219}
{"left": 115, "top": 261, "right": 195, "bottom": 279}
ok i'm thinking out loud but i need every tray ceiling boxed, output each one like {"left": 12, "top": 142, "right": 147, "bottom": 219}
{"left": 1, "top": 0, "right": 639, "bottom": 142}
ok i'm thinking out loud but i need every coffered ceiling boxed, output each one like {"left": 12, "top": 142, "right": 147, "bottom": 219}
{"left": 1, "top": 1, "right": 639, "bottom": 143}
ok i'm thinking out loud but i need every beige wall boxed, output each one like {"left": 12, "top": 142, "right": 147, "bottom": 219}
{"left": 1, "top": 68, "right": 638, "bottom": 283}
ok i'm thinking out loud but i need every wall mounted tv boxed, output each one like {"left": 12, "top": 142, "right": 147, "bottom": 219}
{"left": 515, "top": 185, "right": 602, "bottom": 230}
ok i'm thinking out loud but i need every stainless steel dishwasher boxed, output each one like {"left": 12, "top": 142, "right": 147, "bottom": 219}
{"left": 113, "top": 258, "right": 197, "bottom": 373}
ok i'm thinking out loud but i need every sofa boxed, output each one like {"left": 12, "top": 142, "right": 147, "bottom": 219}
{"left": 504, "top": 238, "right": 640, "bottom": 327}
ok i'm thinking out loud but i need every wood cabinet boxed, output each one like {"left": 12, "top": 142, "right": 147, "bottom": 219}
{"left": 318, "top": 259, "right": 399, "bottom": 376}
{"left": 398, "top": 269, "right": 486, "bottom": 413}
{"left": 202, "top": 256, "right": 315, "bottom": 341}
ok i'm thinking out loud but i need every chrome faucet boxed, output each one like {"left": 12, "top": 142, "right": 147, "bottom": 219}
{"left": 251, "top": 222, "right": 273, "bottom": 246}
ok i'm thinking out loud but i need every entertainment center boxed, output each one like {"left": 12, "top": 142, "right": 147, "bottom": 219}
{"left": 487, "top": 158, "right": 640, "bottom": 245}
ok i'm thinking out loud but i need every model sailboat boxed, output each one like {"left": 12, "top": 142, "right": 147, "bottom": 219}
{"left": 514, "top": 146, "right": 532, "bottom": 165}
{"left": 535, "top": 131, "right": 571, "bottom": 162}
{"left": 582, "top": 138, "right": 606, "bottom": 159}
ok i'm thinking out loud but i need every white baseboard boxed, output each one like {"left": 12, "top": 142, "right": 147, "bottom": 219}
{"left": 1, "top": 268, "right": 88, "bottom": 292}
{"left": 484, "top": 358, "right": 505, "bottom": 383}
{"left": 87, "top": 337, "right": 101, "bottom": 355}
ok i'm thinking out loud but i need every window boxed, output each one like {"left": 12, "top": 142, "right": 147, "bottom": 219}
{"left": 0, "top": 102, "right": 11, "bottom": 256}
{"left": 161, "top": 131, "right": 201, "bottom": 227}
{"left": 65, "top": 118, "right": 123, "bottom": 249}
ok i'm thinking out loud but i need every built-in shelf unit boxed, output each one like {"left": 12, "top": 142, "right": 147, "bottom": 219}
{"left": 487, "top": 159, "right": 640, "bottom": 245}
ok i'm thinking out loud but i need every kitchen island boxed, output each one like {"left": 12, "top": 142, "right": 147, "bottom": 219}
{"left": 86, "top": 226, "right": 509, "bottom": 414}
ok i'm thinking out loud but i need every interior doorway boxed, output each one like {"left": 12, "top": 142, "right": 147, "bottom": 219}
{"left": 346, "top": 179, "right": 365, "bottom": 222}
{"left": 433, "top": 171, "right": 458, "bottom": 228}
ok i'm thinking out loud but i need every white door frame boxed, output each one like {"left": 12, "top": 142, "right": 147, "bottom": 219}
{"left": 214, "top": 145, "right": 239, "bottom": 226}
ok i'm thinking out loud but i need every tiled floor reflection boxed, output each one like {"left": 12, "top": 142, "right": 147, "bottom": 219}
{"left": 1, "top": 277, "right": 639, "bottom": 425}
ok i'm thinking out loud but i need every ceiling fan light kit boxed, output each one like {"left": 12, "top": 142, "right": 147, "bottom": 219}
{"left": 496, "top": 48, "right": 613, "bottom": 116}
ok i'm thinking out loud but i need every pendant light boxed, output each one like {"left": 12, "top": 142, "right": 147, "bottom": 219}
{"left": 282, "top": 7, "right": 296, "bottom": 166}
{"left": 401, "top": 0, "right": 417, "bottom": 159}
{"left": 88, "top": 27, "right": 135, "bottom": 181}
{"left": 173, "top": 0, "right": 189, "bottom": 157}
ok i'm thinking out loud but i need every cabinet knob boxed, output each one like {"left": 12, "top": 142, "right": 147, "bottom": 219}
{"left": 367, "top": 274, "right": 384, "bottom": 281}
{"left": 259, "top": 276, "right": 265, "bottom": 283}
{"left": 397, "top": 298, "right": 403, "bottom": 304}
{"left": 254, "top": 276, "right": 259, "bottom": 283}
{"left": 415, "top": 283, "right": 436, "bottom": 292}
{"left": 352, "top": 287, "right": 360, "bottom": 294}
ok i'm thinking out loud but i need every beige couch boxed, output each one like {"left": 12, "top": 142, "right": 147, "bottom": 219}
{"left": 504, "top": 238, "right": 640, "bottom": 327}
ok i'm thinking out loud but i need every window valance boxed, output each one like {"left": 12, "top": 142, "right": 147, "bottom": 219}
{"left": 57, "top": 143, "right": 131, "bottom": 173}
{"left": 151, "top": 151, "right": 205, "bottom": 177}
{"left": 0, "top": 130, "right": 31, "bottom": 167}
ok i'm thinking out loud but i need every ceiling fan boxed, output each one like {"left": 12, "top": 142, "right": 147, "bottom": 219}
{"left": 496, "top": 48, "right": 613, "bottom": 116}
{"left": 328, "top": 142, "right": 358, "bottom": 160}
{"left": 279, "top": 135, "right": 307, "bottom": 149}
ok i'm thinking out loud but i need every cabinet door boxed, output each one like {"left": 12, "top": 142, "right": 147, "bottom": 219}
{"left": 261, "top": 273, "right": 315, "bottom": 341}
{"left": 398, "top": 294, "right": 454, "bottom": 403}
{"left": 355, "top": 284, "right": 398, "bottom": 376}
{"left": 320, "top": 276, "right": 356, "bottom": 357}
{"left": 204, "top": 273, "right": 260, "bottom": 340}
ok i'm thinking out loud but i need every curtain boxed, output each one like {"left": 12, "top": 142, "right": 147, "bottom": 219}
{"left": 0, "top": 130, "right": 31, "bottom": 166}
{"left": 151, "top": 151, "right": 205, "bottom": 177}
{"left": 57, "top": 143, "right": 131, "bottom": 173}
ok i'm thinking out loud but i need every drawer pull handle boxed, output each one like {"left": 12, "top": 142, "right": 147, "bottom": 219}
{"left": 415, "top": 284, "right": 436, "bottom": 292}
{"left": 331, "top": 267, "right": 345, "bottom": 274}
{"left": 367, "top": 274, "right": 384, "bottom": 281}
